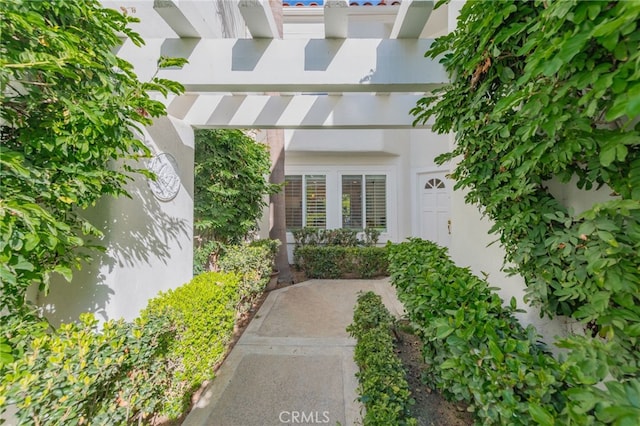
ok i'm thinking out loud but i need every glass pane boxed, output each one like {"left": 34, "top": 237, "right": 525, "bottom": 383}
{"left": 365, "top": 175, "right": 386, "bottom": 231}
{"left": 285, "top": 175, "right": 303, "bottom": 230}
{"left": 342, "top": 175, "right": 363, "bottom": 229}
{"left": 305, "top": 175, "right": 326, "bottom": 228}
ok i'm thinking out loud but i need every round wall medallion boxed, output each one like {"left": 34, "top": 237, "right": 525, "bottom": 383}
{"left": 147, "top": 152, "right": 181, "bottom": 201}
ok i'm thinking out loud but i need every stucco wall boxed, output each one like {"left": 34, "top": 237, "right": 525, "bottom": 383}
{"left": 39, "top": 117, "right": 194, "bottom": 325}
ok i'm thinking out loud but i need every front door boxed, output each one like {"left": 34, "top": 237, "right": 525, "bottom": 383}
{"left": 418, "top": 172, "right": 451, "bottom": 247}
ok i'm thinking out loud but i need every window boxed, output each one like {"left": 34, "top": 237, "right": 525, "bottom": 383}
{"left": 342, "top": 176, "right": 363, "bottom": 229}
{"left": 341, "top": 174, "right": 386, "bottom": 231}
{"left": 285, "top": 175, "right": 326, "bottom": 230}
{"left": 365, "top": 175, "right": 386, "bottom": 230}
{"left": 285, "top": 175, "right": 303, "bottom": 229}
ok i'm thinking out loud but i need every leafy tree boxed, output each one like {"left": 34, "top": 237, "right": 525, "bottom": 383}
{"left": 194, "top": 129, "right": 279, "bottom": 249}
{"left": 413, "top": 0, "right": 639, "bottom": 379}
{"left": 0, "top": 0, "right": 183, "bottom": 312}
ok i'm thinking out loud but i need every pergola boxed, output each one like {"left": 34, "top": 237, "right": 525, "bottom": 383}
{"left": 109, "top": 0, "right": 447, "bottom": 129}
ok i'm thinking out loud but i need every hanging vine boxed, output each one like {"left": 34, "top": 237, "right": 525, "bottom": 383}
{"left": 413, "top": 0, "right": 639, "bottom": 378}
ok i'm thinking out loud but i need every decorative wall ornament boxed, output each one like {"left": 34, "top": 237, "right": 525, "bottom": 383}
{"left": 148, "top": 152, "right": 181, "bottom": 201}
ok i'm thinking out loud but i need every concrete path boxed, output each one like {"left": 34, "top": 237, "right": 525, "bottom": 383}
{"left": 182, "top": 278, "right": 404, "bottom": 426}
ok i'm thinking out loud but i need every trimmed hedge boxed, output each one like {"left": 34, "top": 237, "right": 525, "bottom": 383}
{"left": 0, "top": 312, "right": 174, "bottom": 425}
{"left": 387, "top": 238, "right": 640, "bottom": 425}
{"left": 347, "top": 292, "right": 417, "bottom": 426}
{"left": 295, "top": 246, "right": 388, "bottom": 279}
{"left": 387, "top": 239, "right": 565, "bottom": 424}
{"left": 0, "top": 271, "right": 243, "bottom": 424}
{"left": 218, "top": 243, "right": 273, "bottom": 314}
{"left": 141, "top": 271, "right": 240, "bottom": 418}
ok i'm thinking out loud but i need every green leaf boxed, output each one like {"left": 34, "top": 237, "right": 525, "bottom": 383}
{"left": 528, "top": 404, "right": 555, "bottom": 426}
{"left": 600, "top": 143, "right": 617, "bottom": 167}
{"left": 487, "top": 340, "right": 504, "bottom": 363}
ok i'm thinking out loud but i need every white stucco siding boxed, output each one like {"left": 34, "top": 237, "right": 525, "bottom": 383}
{"left": 39, "top": 117, "right": 195, "bottom": 325}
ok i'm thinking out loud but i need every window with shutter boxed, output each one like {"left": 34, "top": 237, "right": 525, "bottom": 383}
{"left": 365, "top": 175, "right": 386, "bottom": 230}
{"left": 285, "top": 175, "right": 302, "bottom": 230}
{"left": 342, "top": 175, "right": 363, "bottom": 229}
{"left": 305, "top": 175, "right": 326, "bottom": 228}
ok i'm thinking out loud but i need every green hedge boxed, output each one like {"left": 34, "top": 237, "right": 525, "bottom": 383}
{"left": 295, "top": 246, "right": 388, "bottom": 279}
{"left": 388, "top": 238, "right": 640, "bottom": 425}
{"left": 0, "top": 312, "right": 174, "bottom": 425}
{"left": 0, "top": 271, "right": 242, "bottom": 424}
{"left": 387, "top": 239, "right": 565, "bottom": 424}
{"left": 347, "top": 292, "right": 417, "bottom": 426}
{"left": 218, "top": 243, "right": 273, "bottom": 314}
{"left": 141, "top": 271, "right": 240, "bottom": 418}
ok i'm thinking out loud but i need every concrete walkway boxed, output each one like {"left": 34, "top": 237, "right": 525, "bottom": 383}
{"left": 182, "top": 278, "right": 404, "bottom": 426}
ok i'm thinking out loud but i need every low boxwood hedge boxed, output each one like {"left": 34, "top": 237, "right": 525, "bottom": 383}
{"left": 347, "top": 291, "right": 417, "bottom": 426}
{"left": 0, "top": 271, "right": 245, "bottom": 424}
{"left": 295, "top": 246, "right": 388, "bottom": 279}
{"left": 387, "top": 238, "right": 640, "bottom": 425}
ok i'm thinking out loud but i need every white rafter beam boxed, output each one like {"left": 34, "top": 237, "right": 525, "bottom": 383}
{"left": 324, "top": 0, "right": 349, "bottom": 39}
{"left": 390, "top": 0, "right": 434, "bottom": 39}
{"left": 153, "top": 0, "right": 199, "bottom": 37}
{"left": 168, "top": 94, "right": 433, "bottom": 129}
{"left": 152, "top": 0, "right": 223, "bottom": 38}
{"left": 113, "top": 38, "right": 446, "bottom": 92}
{"left": 238, "top": 0, "right": 279, "bottom": 39}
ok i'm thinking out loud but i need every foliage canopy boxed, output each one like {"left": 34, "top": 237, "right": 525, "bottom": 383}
{"left": 193, "top": 129, "right": 279, "bottom": 245}
{"left": 413, "top": 0, "right": 639, "bottom": 378}
{"left": 0, "top": 0, "right": 183, "bottom": 311}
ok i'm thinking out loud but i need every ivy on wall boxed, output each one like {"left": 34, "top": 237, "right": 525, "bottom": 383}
{"left": 413, "top": 0, "right": 639, "bottom": 377}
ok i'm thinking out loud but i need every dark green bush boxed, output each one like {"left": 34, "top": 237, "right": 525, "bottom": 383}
{"left": 347, "top": 292, "right": 417, "bottom": 426}
{"left": 218, "top": 243, "right": 273, "bottom": 314}
{"left": 388, "top": 238, "right": 640, "bottom": 425}
{"left": 295, "top": 246, "right": 388, "bottom": 279}
{"left": 141, "top": 271, "right": 240, "bottom": 418}
{"left": 387, "top": 239, "right": 565, "bottom": 424}
{"left": 0, "top": 312, "right": 173, "bottom": 425}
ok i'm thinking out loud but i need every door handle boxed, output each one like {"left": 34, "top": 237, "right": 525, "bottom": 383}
{"left": 447, "top": 219, "right": 451, "bottom": 234}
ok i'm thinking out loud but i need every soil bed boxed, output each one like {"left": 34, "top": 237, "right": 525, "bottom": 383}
{"left": 395, "top": 326, "right": 475, "bottom": 426}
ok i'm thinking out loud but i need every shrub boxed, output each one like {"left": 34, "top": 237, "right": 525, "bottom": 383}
{"left": 387, "top": 239, "right": 566, "bottom": 424}
{"left": 0, "top": 312, "right": 173, "bottom": 425}
{"left": 292, "top": 227, "right": 379, "bottom": 247}
{"left": 141, "top": 271, "right": 240, "bottom": 418}
{"left": 249, "top": 238, "right": 280, "bottom": 266}
{"left": 218, "top": 243, "right": 273, "bottom": 314}
{"left": 295, "top": 246, "right": 388, "bottom": 279}
{"left": 347, "top": 292, "right": 417, "bottom": 426}
{"left": 193, "top": 240, "right": 224, "bottom": 275}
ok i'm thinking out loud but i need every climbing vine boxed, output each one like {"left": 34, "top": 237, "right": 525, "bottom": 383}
{"left": 413, "top": 0, "right": 639, "bottom": 377}
{"left": 0, "top": 0, "right": 184, "bottom": 311}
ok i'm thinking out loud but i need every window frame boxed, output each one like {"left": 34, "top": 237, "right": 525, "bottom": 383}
{"left": 284, "top": 165, "right": 395, "bottom": 243}
{"left": 284, "top": 174, "right": 327, "bottom": 231}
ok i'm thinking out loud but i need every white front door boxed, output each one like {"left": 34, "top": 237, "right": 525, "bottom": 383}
{"left": 418, "top": 172, "right": 451, "bottom": 247}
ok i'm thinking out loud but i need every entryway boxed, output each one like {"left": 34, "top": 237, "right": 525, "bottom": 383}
{"left": 417, "top": 171, "right": 451, "bottom": 247}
